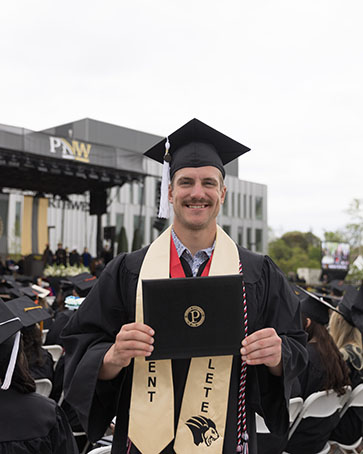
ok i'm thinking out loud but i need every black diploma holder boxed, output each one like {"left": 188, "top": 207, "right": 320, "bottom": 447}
{"left": 142, "top": 274, "right": 244, "bottom": 360}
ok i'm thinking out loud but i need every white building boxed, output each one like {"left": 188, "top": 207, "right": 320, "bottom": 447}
{"left": 1, "top": 119, "right": 268, "bottom": 258}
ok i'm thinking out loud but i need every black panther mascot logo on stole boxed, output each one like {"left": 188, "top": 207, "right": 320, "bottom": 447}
{"left": 186, "top": 415, "right": 219, "bottom": 447}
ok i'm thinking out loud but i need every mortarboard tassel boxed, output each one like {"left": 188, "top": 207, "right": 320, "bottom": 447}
{"left": 157, "top": 137, "right": 171, "bottom": 219}
{"left": 1, "top": 329, "right": 21, "bottom": 390}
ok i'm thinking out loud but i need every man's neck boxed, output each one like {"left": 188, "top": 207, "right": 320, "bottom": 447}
{"left": 172, "top": 224, "right": 217, "bottom": 256}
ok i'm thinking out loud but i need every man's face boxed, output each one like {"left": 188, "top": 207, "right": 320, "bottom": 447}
{"left": 168, "top": 166, "right": 226, "bottom": 232}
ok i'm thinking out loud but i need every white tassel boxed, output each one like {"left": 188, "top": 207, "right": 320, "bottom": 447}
{"left": 158, "top": 138, "right": 171, "bottom": 219}
{"left": 1, "top": 331, "right": 21, "bottom": 390}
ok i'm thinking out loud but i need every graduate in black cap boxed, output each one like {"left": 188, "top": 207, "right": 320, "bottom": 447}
{"left": 329, "top": 285, "right": 363, "bottom": 445}
{"left": 7, "top": 296, "right": 55, "bottom": 382}
{"left": 0, "top": 298, "right": 78, "bottom": 453}
{"left": 62, "top": 119, "right": 307, "bottom": 454}
{"left": 284, "top": 287, "right": 350, "bottom": 454}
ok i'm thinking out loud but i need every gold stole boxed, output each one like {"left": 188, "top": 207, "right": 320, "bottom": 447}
{"left": 128, "top": 225, "right": 240, "bottom": 454}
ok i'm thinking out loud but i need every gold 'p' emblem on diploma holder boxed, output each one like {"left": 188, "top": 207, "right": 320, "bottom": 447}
{"left": 184, "top": 306, "right": 205, "bottom": 327}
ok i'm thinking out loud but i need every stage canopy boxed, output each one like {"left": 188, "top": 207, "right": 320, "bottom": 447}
{"left": 0, "top": 119, "right": 161, "bottom": 196}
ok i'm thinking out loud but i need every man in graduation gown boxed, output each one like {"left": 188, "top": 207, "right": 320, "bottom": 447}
{"left": 62, "top": 119, "right": 308, "bottom": 454}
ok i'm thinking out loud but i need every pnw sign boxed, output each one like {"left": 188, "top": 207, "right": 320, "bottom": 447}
{"left": 49, "top": 137, "right": 92, "bottom": 163}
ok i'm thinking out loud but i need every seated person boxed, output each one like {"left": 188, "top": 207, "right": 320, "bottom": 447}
{"left": 329, "top": 285, "right": 363, "bottom": 445}
{"left": 0, "top": 298, "right": 78, "bottom": 453}
{"left": 6, "top": 295, "right": 55, "bottom": 382}
{"left": 284, "top": 288, "right": 350, "bottom": 454}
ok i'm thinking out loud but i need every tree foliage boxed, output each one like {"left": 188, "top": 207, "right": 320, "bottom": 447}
{"left": 268, "top": 231, "right": 321, "bottom": 275}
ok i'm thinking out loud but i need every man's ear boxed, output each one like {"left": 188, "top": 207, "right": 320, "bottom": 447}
{"left": 306, "top": 317, "right": 311, "bottom": 328}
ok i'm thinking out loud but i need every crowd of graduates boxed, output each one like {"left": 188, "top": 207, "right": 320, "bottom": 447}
{"left": 258, "top": 279, "right": 363, "bottom": 454}
{"left": 0, "top": 259, "right": 363, "bottom": 453}
{"left": 0, "top": 268, "right": 110, "bottom": 453}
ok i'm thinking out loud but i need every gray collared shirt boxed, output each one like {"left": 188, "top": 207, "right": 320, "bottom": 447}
{"left": 171, "top": 228, "right": 215, "bottom": 277}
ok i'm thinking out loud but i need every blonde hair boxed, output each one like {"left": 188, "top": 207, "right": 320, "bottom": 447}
{"left": 329, "top": 310, "right": 363, "bottom": 371}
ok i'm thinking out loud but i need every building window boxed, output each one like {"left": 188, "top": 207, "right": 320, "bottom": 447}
{"left": 138, "top": 181, "right": 144, "bottom": 205}
{"left": 237, "top": 226, "right": 243, "bottom": 246}
{"left": 238, "top": 193, "right": 241, "bottom": 218}
{"left": 223, "top": 193, "right": 228, "bottom": 216}
{"left": 249, "top": 195, "right": 252, "bottom": 219}
{"left": 247, "top": 227, "right": 252, "bottom": 250}
{"left": 116, "top": 213, "right": 124, "bottom": 234}
{"left": 231, "top": 192, "right": 235, "bottom": 217}
{"left": 255, "top": 229, "right": 263, "bottom": 252}
{"left": 155, "top": 180, "right": 161, "bottom": 207}
{"left": 222, "top": 225, "right": 231, "bottom": 236}
{"left": 255, "top": 197, "right": 263, "bottom": 220}
{"left": 243, "top": 194, "right": 247, "bottom": 218}
{"left": 133, "top": 215, "right": 145, "bottom": 249}
{"left": 15, "top": 202, "right": 21, "bottom": 237}
{"left": 129, "top": 182, "right": 134, "bottom": 204}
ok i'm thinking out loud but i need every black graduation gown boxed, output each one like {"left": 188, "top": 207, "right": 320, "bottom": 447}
{"left": 28, "top": 348, "right": 55, "bottom": 382}
{"left": 330, "top": 344, "right": 363, "bottom": 444}
{"left": 45, "top": 309, "right": 74, "bottom": 347}
{"left": 0, "top": 388, "right": 78, "bottom": 453}
{"left": 62, "top": 245, "right": 308, "bottom": 454}
{"left": 284, "top": 343, "right": 341, "bottom": 454}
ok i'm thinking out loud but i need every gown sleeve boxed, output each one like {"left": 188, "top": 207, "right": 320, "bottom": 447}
{"left": 50, "top": 406, "right": 80, "bottom": 454}
{"left": 247, "top": 255, "right": 308, "bottom": 435}
{"left": 61, "top": 253, "right": 132, "bottom": 441}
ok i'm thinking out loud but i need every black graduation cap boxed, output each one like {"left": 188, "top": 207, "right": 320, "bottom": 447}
{"left": 338, "top": 285, "right": 363, "bottom": 332}
{"left": 15, "top": 275, "right": 34, "bottom": 285}
{"left": 67, "top": 272, "right": 97, "bottom": 297}
{"left": 6, "top": 296, "right": 52, "bottom": 327}
{"left": 145, "top": 118, "right": 250, "bottom": 179}
{"left": 19, "top": 286, "right": 39, "bottom": 300}
{"left": 0, "top": 297, "right": 23, "bottom": 344}
{"left": 329, "top": 280, "right": 349, "bottom": 296}
{"left": 0, "top": 277, "right": 22, "bottom": 300}
{"left": 0, "top": 298, "right": 24, "bottom": 390}
{"left": 144, "top": 119, "right": 250, "bottom": 218}
{"left": 294, "top": 286, "right": 341, "bottom": 325}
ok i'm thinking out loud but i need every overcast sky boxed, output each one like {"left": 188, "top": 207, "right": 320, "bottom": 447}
{"left": 1, "top": 0, "right": 362, "bottom": 239}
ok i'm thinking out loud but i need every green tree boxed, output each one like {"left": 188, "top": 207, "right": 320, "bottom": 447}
{"left": 268, "top": 231, "right": 321, "bottom": 275}
{"left": 323, "top": 230, "right": 347, "bottom": 243}
{"left": 345, "top": 198, "right": 363, "bottom": 255}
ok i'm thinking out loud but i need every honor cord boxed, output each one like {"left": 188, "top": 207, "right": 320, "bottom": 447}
{"left": 236, "top": 262, "right": 249, "bottom": 453}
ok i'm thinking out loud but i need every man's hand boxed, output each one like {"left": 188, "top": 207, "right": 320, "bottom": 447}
{"left": 240, "top": 328, "right": 282, "bottom": 376}
{"left": 98, "top": 322, "right": 154, "bottom": 380}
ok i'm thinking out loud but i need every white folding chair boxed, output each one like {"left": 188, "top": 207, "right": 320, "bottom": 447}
{"left": 87, "top": 446, "right": 112, "bottom": 454}
{"left": 73, "top": 431, "right": 91, "bottom": 454}
{"left": 34, "top": 378, "right": 53, "bottom": 397}
{"left": 42, "top": 344, "right": 63, "bottom": 367}
{"left": 288, "top": 389, "right": 344, "bottom": 440}
{"left": 329, "top": 383, "right": 363, "bottom": 454}
{"left": 41, "top": 329, "right": 49, "bottom": 344}
{"left": 288, "top": 397, "right": 303, "bottom": 425}
{"left": 282, "top": 389, "right": 345, "bottom": 454}
{"left": 256, "top": 396, "right": 304, "bottom": 434}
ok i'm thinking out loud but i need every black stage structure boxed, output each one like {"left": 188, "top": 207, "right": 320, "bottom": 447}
{"left": 0, "top": 119, "right": 162, "bottom": 256}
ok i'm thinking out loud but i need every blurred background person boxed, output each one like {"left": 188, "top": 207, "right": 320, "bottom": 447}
{"left": 7, "top": 296, "right": 54, "bottom": 383}
{"left": 55, "top": 242, "right": 67, "bottom": 266}
{"left": 329, "top": 285, "right": 363, "bottom": 446}
{"left": 81, "top": 247, "right": 92, "bottom": 268}
{"left": 0, "top": 298, "right": 78, "bottom": 453}
{"left": 42, "top": 243, "right": 54, "bottom": 267}
{"left": 283, "top": 288, "right": 350, "bottom": 454}
{"left": 69, "top": 246, "right": 80, "bottom": 267}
